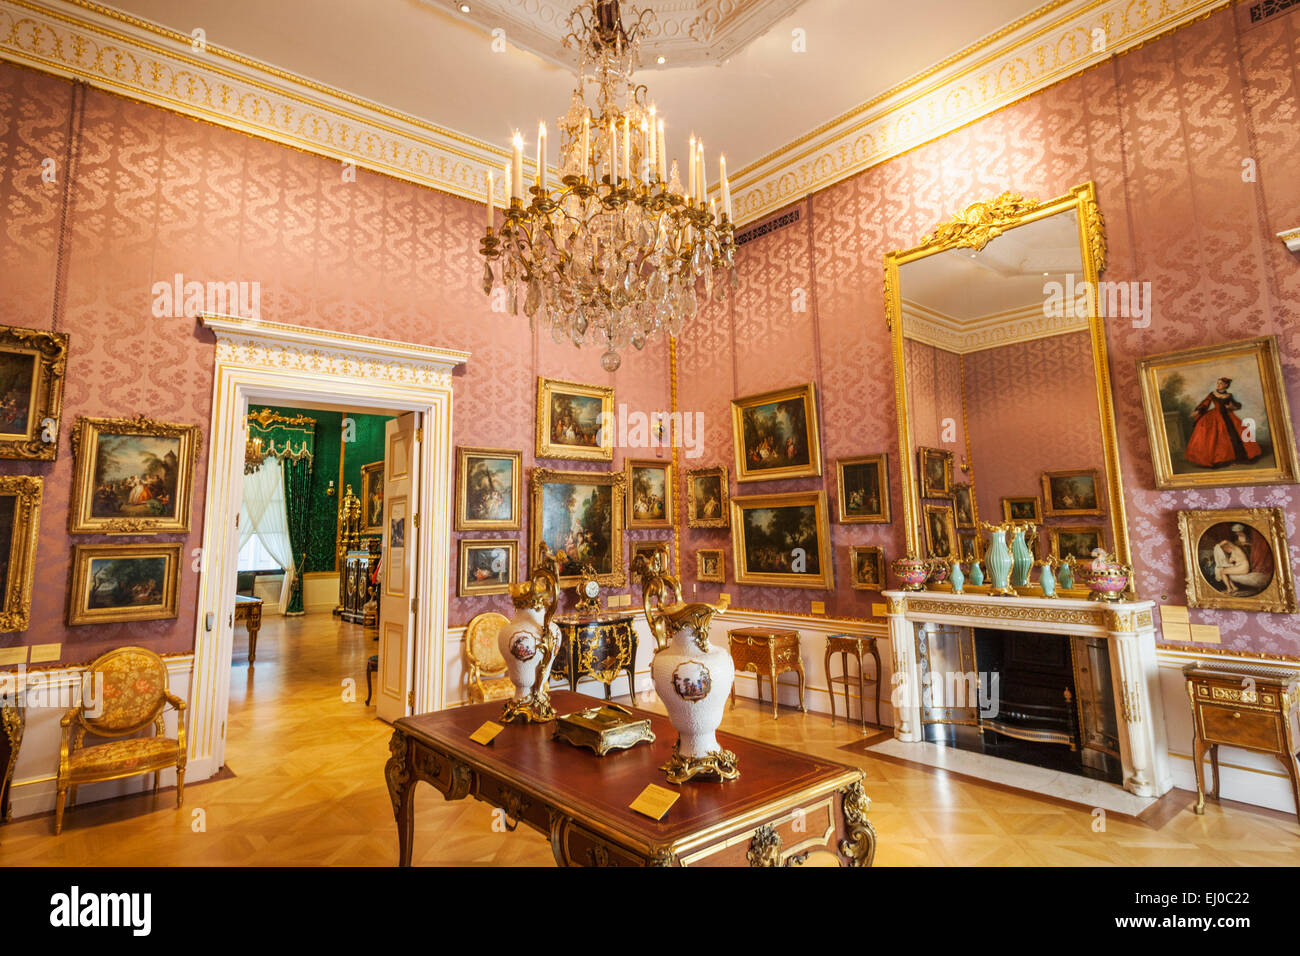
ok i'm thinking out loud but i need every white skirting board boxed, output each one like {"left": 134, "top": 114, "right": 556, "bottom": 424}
{"left": 5, "top": 655, "right": 194, "bottom": 822}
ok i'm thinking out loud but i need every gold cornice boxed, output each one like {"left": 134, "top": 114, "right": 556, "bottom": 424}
{"left": 0, "top": 0, "right": 1231, "bottom": 226}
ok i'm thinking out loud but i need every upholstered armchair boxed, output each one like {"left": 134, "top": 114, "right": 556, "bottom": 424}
{"left": 465, "top": 612, "right": 512, "bottom": 704}
{"left": 55, "top": 646, "right": 187, "bottom": 835}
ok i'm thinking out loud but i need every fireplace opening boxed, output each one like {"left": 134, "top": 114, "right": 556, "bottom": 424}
{"left": 920, "top": 626, "right": 1123, "bottom": 785}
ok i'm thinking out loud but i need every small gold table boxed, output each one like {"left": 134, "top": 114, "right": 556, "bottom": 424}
{"left": 824, "top": 634, "right": 882, "bottom": 731}
{"left": 552, "top": 611, "right": 638, "bottom": 701}
{"left": 729, "top": 627, "right": 807, "bottom": 720}
{"left": 1183, "top": 660, "right": 1300, "bottom": 823}
{"left": 235, "top": 595, "right": 264, "bottom": 663}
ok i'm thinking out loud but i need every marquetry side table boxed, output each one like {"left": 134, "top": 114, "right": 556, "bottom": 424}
{"left": 729, "top": 627, "right": 807, "bottom": 720}
{"left": 1183, "top": 661, "right": 1300, "bottom": 824}
{"left": 824, "top": 634, "right": 881, "bottom": 731}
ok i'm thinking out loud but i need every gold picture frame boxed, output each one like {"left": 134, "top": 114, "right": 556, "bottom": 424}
{"left": 884, "top": 183, "right": 1135, "bottom": 586}
{"left": 67, "top": 543, "right": 181, "bottom": 626}
{"left": 917, "top": 447, "right": 953, "bottom": 499}
{"left": 730, "top": 490, "right": 834, "bottom": 590}
{"left": 1040, "top": 468, "right": 1105, "bottom": 518}
{"left": 0, "top": 324, "right": 69, "bottom": 461}
{"left": 695, "top": 548, "right": 724, "bottom": 583}
{"left": 1048, "top": 525, "right": 1106, "bottom": 562}
{"left": 1177, "top": 508, "right": 1296, "bottom": 614}
{"left": 731, "top": 383, "right": 822, "bottom": 483}
{"left": 455, "top": 447, "right": 522, "bottom": 531}
{"left": 626, "top": 458, "right": 673, "bottom": 529}
{"left": 0, "top": 476, "right": 42, "bottom": 632}
{"left": 836, "top": 454, "right": 890, "bottom": 524}
{"left": 921, "top": 502, "right": 959, "bottom": 560}
{"left": 686, "top": 466, "right": 729, "bottom": 528}
{"left": 457, "top": 538, "right": 518, "bottom": 597}
{"left": 1002, "top": 496, "right": 1042, "bottom": 523}
{"left": 69, "top": 415, "right": 201, "bottom": 534}
{"left": 848, "top": 546, "right": 885, "bottom": 592}
{"left": 529, "top": 468, "right": 627, "bottom": 587}
{"left": 630, "top": 539, "right": 672, "bottom": 575}
{"left": 1137, "top": 336, "right": 1299, "bottom": 490}
{"left": 536, "top": 377, "right": 614, "bottom": 462}
{"left": 360, "top": 460, "right": 384, "bottom": 533}
{"left": 952, "top": 482, "right": 976, "bottom": 531}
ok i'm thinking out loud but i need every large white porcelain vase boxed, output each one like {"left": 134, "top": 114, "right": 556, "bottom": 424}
{"left": 497, "top": 550, "right": 560, "bottom": 723}
{"left": 639, "top": 556, "right": 738, "bottom": 784}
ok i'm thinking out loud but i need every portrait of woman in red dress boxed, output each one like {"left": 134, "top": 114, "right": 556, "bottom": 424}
{"left": 1183, "top": 377, "right": 1262, "bottom": 469}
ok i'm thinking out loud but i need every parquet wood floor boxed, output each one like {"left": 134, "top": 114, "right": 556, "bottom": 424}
{"left": 1, "top": 613, "right": 1295, "bottom": 865}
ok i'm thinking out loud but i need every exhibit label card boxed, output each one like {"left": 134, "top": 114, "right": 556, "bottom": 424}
{"left": 630, "top": 783, "right": 680, "bottom": 820}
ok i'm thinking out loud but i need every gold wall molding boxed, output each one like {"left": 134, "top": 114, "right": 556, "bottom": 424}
{"left": 0, "top": 0, "right": 1230, "bottom": 225}
{"left": 727, "top": 0, "right": 1231, "bottom": 224}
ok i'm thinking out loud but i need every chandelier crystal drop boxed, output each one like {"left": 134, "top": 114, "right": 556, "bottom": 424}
{"left": 479, "top": 0, "right": 737, "bottom": 371}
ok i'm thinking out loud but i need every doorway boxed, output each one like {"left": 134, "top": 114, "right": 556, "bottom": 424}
{"left": 189, "top": 315, "right": 468, "bottom": 782}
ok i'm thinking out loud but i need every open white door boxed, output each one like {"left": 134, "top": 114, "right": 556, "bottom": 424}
{"left": 376, "top": 412, "right": 421, "bottom": 723}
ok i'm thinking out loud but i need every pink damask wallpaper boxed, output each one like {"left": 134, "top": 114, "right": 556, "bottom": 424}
{"left": 679, "top": 5, "right": 1300, "bottom": 654}
{"left": 0, "top": 62, "right": 670, "bottom": 664}
{"left": 963, "top": 331, "right": 1107, "bottom": 551}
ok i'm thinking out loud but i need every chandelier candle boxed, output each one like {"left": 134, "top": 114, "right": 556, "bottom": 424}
{"left": 479, "top": 0, "right": 737, "bottom": 371}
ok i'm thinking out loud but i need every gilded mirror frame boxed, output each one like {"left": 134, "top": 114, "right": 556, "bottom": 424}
{"left": 883, "top": 182, "right": 1135, "bottom": 593}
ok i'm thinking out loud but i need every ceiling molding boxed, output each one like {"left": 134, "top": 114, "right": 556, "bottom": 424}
{"left": 1280, "top": 228, "right": 1300, "bottom": 253}
{"left": 901, "top": 300, "right": 1088, "bottom": 354}
{"left": 0, "top": 0, "right": 516, "bottom": 206}
{"left": 434, "top": 0, "right": 808, "bottom": 69}
{"left": 0, "top": 0, "right": 1232, "bottom": 224}
{"left": 727, "top": 0, "right": 1231, "bottom": 224}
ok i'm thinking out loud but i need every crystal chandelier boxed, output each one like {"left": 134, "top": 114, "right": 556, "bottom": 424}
{"left": 479, "top": 0, "right": 737, "bottom": 371}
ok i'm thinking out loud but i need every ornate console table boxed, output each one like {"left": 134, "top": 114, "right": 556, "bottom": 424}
{"left": 1, "top": 703, "right": 22, "bottom": 827}
{"left": 384, "top": 691, "right": 875, "bottom": 867}
{"left": 884, "top": 590, "right": 1173, "bottom": 798}
{"left": 551, "top": 611, "right": 638, "bottom": 700}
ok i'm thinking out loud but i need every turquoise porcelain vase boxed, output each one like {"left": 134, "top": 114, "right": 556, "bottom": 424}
{"left": 1010, "top": 523, "right": 1035, "bottom": 588}
{"left": 980, "top": 523, "right": 1015, "bottom": 596}
{"left": 950, "top": 559, "right": 965, "bottom": 594}
{"left": 1038, "top": 559, "right": 1058, "bottom": 598}
{"left": 1058, "top": 557, "right": 1075, "bottom": 590}
{"left": 969, "top": 560, "right": 985, "bottom": 586}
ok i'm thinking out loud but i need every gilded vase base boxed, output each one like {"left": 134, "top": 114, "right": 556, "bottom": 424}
{"left": 1087, "top": 590, "right": 1127, "bottom": 603}
{"left": 661, "top": 744, "right": 740, "bottom": 785}
{"left": 989, "top": 586, "right": 1019, "bottom": 597}
{"left": 501, "top": 692, "right": 556, "bottom": 724}
{"left": 899, "top": 583, "right": 927, "bottom": 592}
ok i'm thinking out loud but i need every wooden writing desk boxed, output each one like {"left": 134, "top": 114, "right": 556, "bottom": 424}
{"left": 385, "top": 691, "right": 875, "bottom": 867}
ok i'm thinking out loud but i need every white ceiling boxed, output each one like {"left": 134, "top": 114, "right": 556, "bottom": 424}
{"left": 102, "top": 0, "right": 1049, "bottom": 175}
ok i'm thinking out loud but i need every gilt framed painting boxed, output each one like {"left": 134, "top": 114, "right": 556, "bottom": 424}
{"left": 1040, "top": 468, "right": 1104, "bottom": 518}
{"left": 361, "top": 461, "right": 384, "bottom": 533}
{"left": 731, "top": 383, "right": 822, "bottom": 483}
{"left": 922, "top": 502, "right": 958, "bottom": 560}
{"left": 695, "top": 548, "right": 724, "bottom": 583}
{"left": 1176, "top": 507, "right": 1296, "bottom": 613}
{"left": 0, "top": 476, "right": 42, "bottom": 632}
{"left": 530, "top": 468, "right": 626, "bottom": 587}
{"left": 630, "top": 539, "right": 672, "bottom": 577}
{"left": 686, "top": 466, "right": 729, "bottom": 529}
{"left": 836, "top": 454, "right": 890, "bottom": 524}
{"left": 1048, "top": 526, "right": 1105, "bottom": 562}
{"left": 1138, "top": 336, "right": 1299, "bottom": 489}
{"left": 455, "top": 447, "right": 521, "bottom": 531}
{"left": 0, "top": 324, "right": 68, "bottom": 461}
{"left": 457, "top": 538, "right": 518, "bottom": 597}
{"left": 69, "top": 416, "right": 201, "bottom": 534}
{"left": 626, "top": 458, "right": 672, "bottom": 529}
{"left": 536, "top": 378, "right": 614, "bottom": 462}
{"left": 917, "top": 447, "right": 953, "bottom": 499}
{"left": 67, "top": 543, "right": 181, "bottom": 626}
{"left": 849, "top": 546, "right": 885, "bottom": 592}
{"left": 730, "top": 490, "right": 833, "bottom": 590}
{"left": 952, "top": 483, "right": 976, "bottom": 531}
{"left": 1002, "top": 496, "right": 1042, "bottom": 524}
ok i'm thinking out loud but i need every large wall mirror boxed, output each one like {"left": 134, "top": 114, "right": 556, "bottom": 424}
{"left": 884, "top": 182, "right": 1134, "bottom": 595}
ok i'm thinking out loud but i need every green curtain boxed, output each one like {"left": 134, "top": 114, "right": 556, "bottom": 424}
{"left": 282, "top": 458, "right": 313, "bottom": 616}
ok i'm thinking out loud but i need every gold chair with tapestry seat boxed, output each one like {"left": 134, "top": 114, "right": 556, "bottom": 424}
{"left": 55, "top": 646, "right": 187, "bottom": 835}
{"left": 465, "top": 612, "right": 512, "bottom": 704}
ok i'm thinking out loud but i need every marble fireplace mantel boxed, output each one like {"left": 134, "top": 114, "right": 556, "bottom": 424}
{"left": 883, "top": 590, "right": 1174, "bottom": 799}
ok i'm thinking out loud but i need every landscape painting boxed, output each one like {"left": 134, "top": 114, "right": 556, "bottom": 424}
{"left": 536, "top": 378, "right": 614, "bottom": 462}
{"left": 731, "top": 384, "right": 821, "bottom": 483}
{"left": 456, "top": 447, "right": 521, "bottom": 531}
{"left": 1049, "top": 526, "right": 1105, "bottom": 562}
{"left": 1041, "top": 468, "right": 1104, "bottom": 518}
{"left": 531, "top": 469, "right": 626, "bottom": 586}
{"left": 67, "top": 544, "right": 180, "bottom": 625}
{"left": 730, "top": 491, "right": 833, "bottom": 589}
